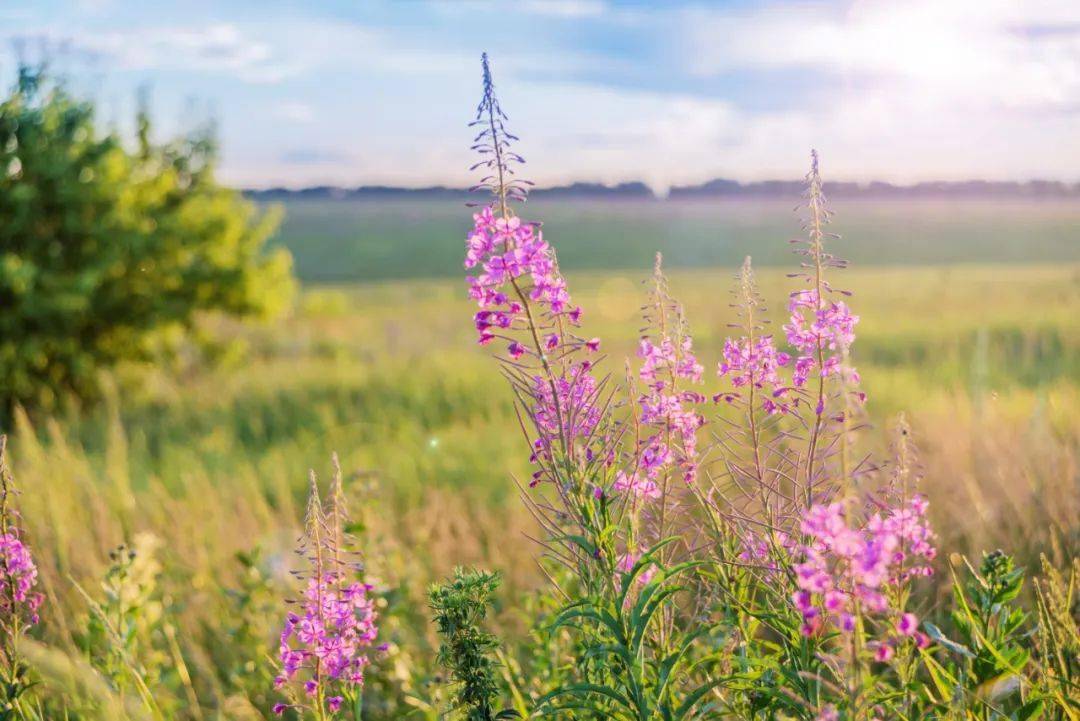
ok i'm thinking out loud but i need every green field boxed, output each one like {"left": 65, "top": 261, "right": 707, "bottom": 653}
{"left": 271, "top": 197, "right": 1080, "bottom": 281}
{"left": 8, "top": 197, "right": 1080, "bottom": 717}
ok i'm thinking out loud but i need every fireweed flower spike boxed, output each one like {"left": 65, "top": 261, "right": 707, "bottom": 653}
{"left": 464, "top": 54, "right": 608, "bottom": 489}
{"left": 717, "top": 256, "right": 792, "bottom": 415}
{"left": 464, "top": 54, "right": 628, "bottom": 601}
{"left": 785, "top": 151, "right": 864, "bottom": 500}
{"left": 0, "top": 436, "right": 43, "bottom": 707}
{"left": 633, "top": 254, "right": 705, "bottom": 489}
{"left": 275, "top": 468, "right": 378, "bottom": 718}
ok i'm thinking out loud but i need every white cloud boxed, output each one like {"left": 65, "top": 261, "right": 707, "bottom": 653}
{"left": 274, "top": 101, "right": 315, "bottom": 124}
{"left": 517, "top": 0, "right": 607, "bottom": 19}
{"left": 16, "top": 23, "right": 303, "bottom": 84}
{"left": 21, "top": 2, "right": 1077, "bottom": 187}
{"left": 684, "top": 0, "right": 1080, "bottom": 114}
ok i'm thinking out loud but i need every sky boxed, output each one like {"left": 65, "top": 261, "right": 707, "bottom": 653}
{"left": 4, "top": 0, "right": 1080, "bottom": 192}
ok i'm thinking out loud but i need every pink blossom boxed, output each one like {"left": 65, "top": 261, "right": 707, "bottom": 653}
{"left": 718, "top": 335, "right": 793, "bottom": 413}
{"left": 616, "top": 551, "right": 657, "bottom": 586}
{"left": 529, "top": 363, "right": 602, "bottom": 485}
{"left": 897, "top": 612, "right": 919, "bottom": 636}
{"left": 465, "top": 207, "right": 580, "bottom": 349}
{"left": 634, "top": 335, "right": 705, "bottom": 485}
{"left": 792, "top": 498, "right": 935, "bottom": 637}
{"left": 874, "top": 643, "right": 895, "bottom": 662}
{"left": 0, "top": 533, "right": 43, "bottom": 625}
{"left": 276, "top": 558, "right": 378, "bottom": 714}
{"left": 783, "top": 289, "right": 861, "bottom": 402}
{"left": 817, "top": 705, "right": 839, "bottom": 721}
{"left": 613, "top": 471, "right": 662, "bottom": 500}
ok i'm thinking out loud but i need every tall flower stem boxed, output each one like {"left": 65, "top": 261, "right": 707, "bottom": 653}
{"left": 482, "top": 54, "right": 571, "bottom": 469}
{"left": 802, "top": 150, "right": 829, "bottom": 508}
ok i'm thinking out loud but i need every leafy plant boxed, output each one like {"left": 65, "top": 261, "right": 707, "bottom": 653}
{"left": 0, "top": 65, "right": 294, "bottom": 419}
{"left": 922, "top": 551, "right": 1042, "bottom": 720}
{"left": 537, "top": 546, "right": 723, "bottom": 720}
{"left": 429, "top": 568, "right": 518, "bottom": 721}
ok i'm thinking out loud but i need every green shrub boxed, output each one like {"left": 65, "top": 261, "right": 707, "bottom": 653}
{"left": 0, "top": 65, "right": 294, "bottom": 419}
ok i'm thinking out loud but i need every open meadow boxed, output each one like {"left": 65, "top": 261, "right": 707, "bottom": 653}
{"left": 6, "top": 195, "right": 1078, "bottom": 717}
{"left": 5, "top": 4, "right": 1080, "bottom": 717}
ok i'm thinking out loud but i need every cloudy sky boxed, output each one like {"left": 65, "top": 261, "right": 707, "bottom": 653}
{"left": 6, "top": 0, "right": 1080, "bottom": 191}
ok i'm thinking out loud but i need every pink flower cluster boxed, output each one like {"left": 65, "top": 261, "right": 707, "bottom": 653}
{"left": 783, "top": 289, "right": 859, "bottom": 388}
{"left": 612, "top": 470, "right": 661, "bottom": 500}
{"left": 529, "top": 362, "right": 603, "bottom": 485}
{"left": 717, "top": 335, "right": 793, "bottom": 414}
{"left": 0, "top": 532, "right": 43, "bottom": 625}
{"left": 792, "top": 497, "right": 935, "bottom": 638}
{"left": 275, "top": 574, "right": 379, "bottom": 716}
{"left": 633, "top": 337, "right": 705, "bottom": 485}
{"left": 465, "top": 207, "right": 579, "bottom": 352}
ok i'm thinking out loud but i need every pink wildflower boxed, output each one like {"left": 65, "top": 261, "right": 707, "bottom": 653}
{"left": 817, "top": 704, "right": 839, "bottom": 721}
{"left": 718, "top": 335, "right": 793, "bottom": 413}
{"left": 0, "top": 533, "right": 43, "bottom": 625}
{"left": 613, "top": 471, "right": 662, "bottom": 500}
{"left": 276, "top": 477, "right": 379, "bottom": 715}
{"left": 465, "top": 208, "right": 579, "bottom": 349}
{"left": 897, "top": 612, "right": 919, "bottom": 636}
{"left": 529, "top": 363, "right": 602, "bottom": 483}
{"left": 792, "top": 498, "right": 935, "bottom": 637}
{"left": 278, "top": 576, "right": 378, "bottom": 690}
{"left": 635, "top": 333, "right": 705, "bottom": 485}
{"left": 874, "top": 643, "right": 895, "bottom": 662}
{"left": 783, "top": 289, "right": 860, "bottom": 404}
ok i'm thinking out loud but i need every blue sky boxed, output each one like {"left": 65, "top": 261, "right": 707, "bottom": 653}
{"left": 5, "top": 0, "right": 1080, "bottom": 191}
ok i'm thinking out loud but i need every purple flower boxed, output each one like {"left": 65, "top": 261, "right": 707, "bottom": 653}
{"left": 275, "top": 483, "right": 379, "bottom": 715}
{"left": 612, "top": 471, "right": 661, "bottom": 500}
{"left": 0, "top": 533, "right": 43, "bottom": 625}
{"left": 616, "top": 550, "right": 657, "bottom": 586}
{"left": 874, "top": 642, "right": 895, "bottom": 662}
{"left": 897, "top": 612, "right": 919, "bottom": 636}
{"left": 718, "top": 335, "right": 793, "bottom": 413}
{"left": 530, "top": 363, "right": 602, "bottom": 467}
{"left": 783, "top": 290, "right": 861, "bottom": 399}
{"left": 791, "top": 498, "right": 935, "bottom": 638}
{"left": 634, "top": 333, "right": 705, "bottom": 486}
{"left": 465, "top": 208, "right": 581, "bottom": 351}
{"left": 817, "top": 704, "right": 838, "bottom": 721}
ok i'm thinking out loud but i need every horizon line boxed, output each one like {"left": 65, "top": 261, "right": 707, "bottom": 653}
{"left": 241, "top": 177, "right": 1080, "bottom": 200}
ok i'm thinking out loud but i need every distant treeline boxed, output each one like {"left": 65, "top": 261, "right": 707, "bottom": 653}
{"left": 245, "top": 178, "right": 1080, "bottom": 201}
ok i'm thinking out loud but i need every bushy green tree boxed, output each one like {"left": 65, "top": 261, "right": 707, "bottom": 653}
{"left": 0, "top": 65, "right": 294, "bottom": 419}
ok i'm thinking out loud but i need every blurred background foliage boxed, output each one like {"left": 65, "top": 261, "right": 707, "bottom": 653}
{"left": 0, "top": 65, "right": 294, "bottom": 421}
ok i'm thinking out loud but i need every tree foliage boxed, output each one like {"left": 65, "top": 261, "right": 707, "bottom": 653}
{"left": 0, "top": 66, "right": 294, "bottom": 418}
